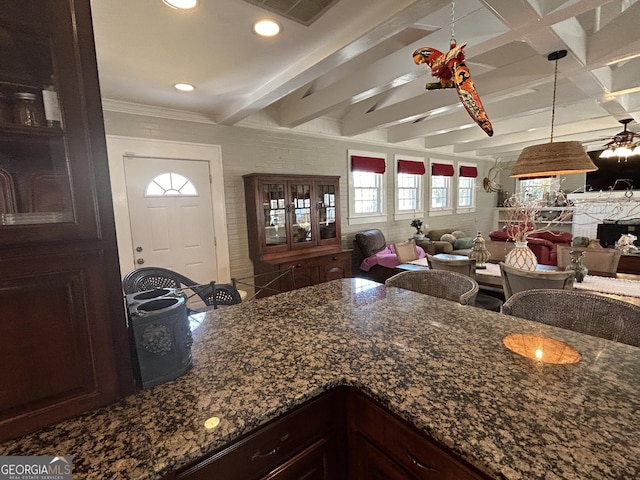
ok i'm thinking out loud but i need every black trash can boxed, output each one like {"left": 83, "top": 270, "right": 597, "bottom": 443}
{"left": 126, "top": 288, "right": 193, "bottom": 389}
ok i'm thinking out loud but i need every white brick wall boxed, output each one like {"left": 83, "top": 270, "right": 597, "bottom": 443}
{"left": 103, "top": 110, "right": 497, "bottom": 280}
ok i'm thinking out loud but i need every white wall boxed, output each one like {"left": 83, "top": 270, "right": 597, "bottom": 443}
{"left": 102, "top": 109, "right": 497, "bottom": 280}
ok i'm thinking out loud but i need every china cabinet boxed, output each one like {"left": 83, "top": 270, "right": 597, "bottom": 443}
{"left": 0, "top": 0, "right": 134, "bottom": 442}
{"left": 243, "top": 174, "right": 351, "bottom": 295}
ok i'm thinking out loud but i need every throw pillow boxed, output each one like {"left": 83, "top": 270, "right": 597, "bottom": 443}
{"left": 451, "top": 230, "right": 466, "bottom": 239}
{"left": 393, "top": 239, "right": 419, "bottom": 263}
{"left": 454, "top": 237, "right": 475, "bottom": 250}
{"left": 440, "top": 233, "right": 457, "bottom": 245}
{"left": 428, "top": 229, "right": 451, "bottom": 241}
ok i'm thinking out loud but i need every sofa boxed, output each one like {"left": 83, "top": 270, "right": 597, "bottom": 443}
{"left": 489, "top": 227, "right": 572, "bottom": 266}
{"left": 419, "top": 228, "right": 476, "bottom": 256}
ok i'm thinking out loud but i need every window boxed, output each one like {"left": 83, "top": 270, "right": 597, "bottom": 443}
{"left": 518, "top": 177, "right": 559, "bottom": 201}
{"left": 429, "top": 160, "right": 454, "bottom": 215}
{"left": 348, "top": 150, "right": 387, "bottom": 224}
{"left": 457, "top": 163, "right": 477, "bottom": 212}
{"left": 395, "top": 155, "right": 425, "bottom": 220}
{"left": 145, "top": 172, "right": 197, "bottom": 196}
{"left": 353, "top": 171, "right": 381, "bottom": 213}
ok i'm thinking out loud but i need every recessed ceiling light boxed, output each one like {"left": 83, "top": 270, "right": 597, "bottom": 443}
{"left": 253, "top": 19, "right": 282, "bottom": 37}
{"left": 162, "top": 0, "right": 198, "bottom": 9}
{"left": 174, "top": 83, "right": 195, "bottom": 92}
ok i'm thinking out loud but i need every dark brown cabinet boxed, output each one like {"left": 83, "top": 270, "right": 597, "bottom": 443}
{"left": 173, "top": 389, "right": 347, "bottom": 480}
{"left": 169, "top": 388, "right": 493, "bottom": 480}
{"left": 243, "top": 174, "right": 351, "bottom": 296}
{"left": 347, "top": 390, "right": 491, "bottom": 480}
{"left": 0, "top": 0, "right": 133, "bottom": 442}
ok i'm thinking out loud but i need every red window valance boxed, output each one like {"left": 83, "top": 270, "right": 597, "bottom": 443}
{"left": 431, "top": 163, "right": 454, "bottom": 177}
{"left": 459, "top": 166, "right": 478, "bottom": 178}
{"left": 398, "top": 159, "right": 425, "bottom": 175}
{"left": 351, "top": 155, "right": 386, "bottom": 174}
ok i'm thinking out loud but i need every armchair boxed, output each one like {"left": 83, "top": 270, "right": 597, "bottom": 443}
{"left": 352, "top": 229, "right": 425, "bottom": 283}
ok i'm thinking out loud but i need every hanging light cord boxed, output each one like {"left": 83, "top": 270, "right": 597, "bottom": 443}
{"left": 450, "top": 0, "right": 456, "bottom": 44}
{"left": 550, "top": 56, "right": 559, "bottom": 143}
{"left": 546, "top": 50, "right": 567, "bottom": 142}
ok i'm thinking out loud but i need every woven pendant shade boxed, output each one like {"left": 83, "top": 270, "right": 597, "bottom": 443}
{"left": 510, "top": 49, "right": 598, "bottom": 178}
{"left": 510, "top": 141, "right": 597, "bottom": 178}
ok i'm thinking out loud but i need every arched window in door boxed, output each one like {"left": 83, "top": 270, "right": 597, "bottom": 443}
{"left": 145, "top": 172, "right": 198, "bottom": 197}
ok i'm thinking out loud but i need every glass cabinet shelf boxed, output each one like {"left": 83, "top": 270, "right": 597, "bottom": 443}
{"left": 0, "top": 10, "right": 70, "bottom": 228}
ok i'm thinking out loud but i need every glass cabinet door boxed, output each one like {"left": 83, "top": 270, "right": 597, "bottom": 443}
{"left": 317, "top": 182, "right": 337, "bottom": 243}
{"left": 289, "top": 182, "right": 312, "bottom": 248}
{"left": 262, "top": 182, "right": 287, "bottom": 246}
{"left": 0, "top": 11, "right": 71, "bottom": 227}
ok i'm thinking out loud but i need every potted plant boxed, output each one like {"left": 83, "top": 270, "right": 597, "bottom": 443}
{"left": 410, "top": 218, "right": 425, "bottom": 240}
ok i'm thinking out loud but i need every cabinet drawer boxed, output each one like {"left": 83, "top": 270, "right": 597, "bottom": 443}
{"left": 177, "top": 390, "right": 343, "bottom": 480}
{"left": 349, "top": 392, "right": 487, "bottom": 480}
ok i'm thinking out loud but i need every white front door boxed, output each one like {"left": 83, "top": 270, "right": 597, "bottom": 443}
{"left": 123, "top": 156, "right": 217, "bottom": 284}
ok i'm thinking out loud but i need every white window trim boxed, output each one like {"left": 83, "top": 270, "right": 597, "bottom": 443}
{"left": 456, "top": 161, "right": 477, "bottom": 214}
{"left": 429, "top": 159, "right": 454, "bottom": 217}
{"left": 393, "top": 154, "right": 425, "bottom": 221}
{"left": 347, "top": 149, "right": 388, "bottom": 225}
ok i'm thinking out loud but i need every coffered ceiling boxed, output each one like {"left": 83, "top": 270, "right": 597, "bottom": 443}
{"left": 90, "top": 0, "right": 640, "bottom": 161}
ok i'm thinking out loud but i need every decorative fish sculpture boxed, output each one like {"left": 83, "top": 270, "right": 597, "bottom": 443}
{"left": 413, "top": 42, "right": 493, "bottom": 137}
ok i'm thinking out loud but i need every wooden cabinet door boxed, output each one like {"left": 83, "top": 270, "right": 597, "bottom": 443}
{"left": 176, "top": 389, "right": 346, "bottom": 480}
{"left": 292, "top": 262, "right": 320, "bottom": 288}
{"left": 315, "top": 180, "right": 340, "bottom": 248}
{"left": 0, "top": 250, "right": 130, "bottom": 442}
{"left": 320, "top": 252, "right": 352, "bottom": 282}
{"left": 0, "top": 0, "right": 111, "bottom": 245}
{"left": 289, "top": 180, "right": 315, "bottom": 251}
{"left": 348, "top": 391, "right": 490, "bottom": 480}
{"left": 352, "top": 433, "right": 416, "bottom": 480}
{"left": 257, "top": 179, "right": 290, "bottom": 256}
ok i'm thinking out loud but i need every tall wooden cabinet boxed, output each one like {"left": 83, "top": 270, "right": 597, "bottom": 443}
{"left": 243, "top": 174, "right": 351, "bottom": 296}
{"left": 0, "top": 0, "right": 134, "bottom": 442}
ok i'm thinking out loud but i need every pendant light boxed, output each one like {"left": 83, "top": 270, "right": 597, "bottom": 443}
{"left": 510, "top": 50, "right": 597, "bottom": 178}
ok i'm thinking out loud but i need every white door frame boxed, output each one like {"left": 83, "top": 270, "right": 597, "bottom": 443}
{"left": 106, "top": 135, "right": 231, "bottom": 282}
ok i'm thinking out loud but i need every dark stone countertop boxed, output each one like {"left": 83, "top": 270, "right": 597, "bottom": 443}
{"left": 1, "top": 278, "right": 639, "bottom": 479}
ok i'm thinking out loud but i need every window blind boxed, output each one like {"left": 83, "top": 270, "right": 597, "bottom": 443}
{"left": 459, "top": 166, "right": 478, "bottom": 178}
{"left": 398, "top": 159, "right": 425, "bottom": 175}
{"left": 431, "top": 163, "right": 454, "bottom": 176}
{"left": 351, "top": 155, "right": 386, "bottom": 174}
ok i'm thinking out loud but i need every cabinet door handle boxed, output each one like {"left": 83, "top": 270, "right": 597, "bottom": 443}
{"left": 251, "top": 434, "right": 290, "bottom": 461}
{"left": 404, "top": 448, "right": 439, "bottom": 472}
{"left": 332, "top": 256, "right": 338, "bottom": 261}
{"left": 296, "top": 263, "right": 303, "bottom": 268}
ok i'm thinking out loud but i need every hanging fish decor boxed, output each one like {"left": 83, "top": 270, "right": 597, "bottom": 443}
{"left": 412, "top": 42, "right": 493, "bottom": 137}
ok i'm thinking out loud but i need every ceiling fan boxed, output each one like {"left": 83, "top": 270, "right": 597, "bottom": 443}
{"left": 597, "top": 119, "right": 640, "bottom": 160}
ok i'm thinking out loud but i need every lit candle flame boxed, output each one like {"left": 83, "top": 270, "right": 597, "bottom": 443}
{"left": 535, "top": 348, "right": 543, "bottom": 359}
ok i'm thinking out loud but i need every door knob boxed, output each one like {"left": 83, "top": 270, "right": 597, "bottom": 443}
{"left": 135, "top": 246, "right": 143, "bottom": 252}
{"left": 136, "top": 258, "right": 145, "bottom": 264}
